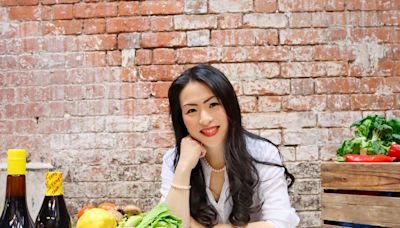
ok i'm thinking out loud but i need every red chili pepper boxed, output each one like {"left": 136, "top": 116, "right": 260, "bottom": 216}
{"left": 345, "top": 154, "right": 396, "bottom": 162}
{"left": 388, "top": 144, "right": 400, "bottom": 160}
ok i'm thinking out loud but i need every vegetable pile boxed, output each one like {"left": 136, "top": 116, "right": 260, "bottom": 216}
{"left": 76, "top": 202, "right": 181, "bottom": 228}
{"left": 336, "top": 115, "right": 400, "bottom": 162}
{"left": 118, "top": 203, "right": 181, "bottom": 228}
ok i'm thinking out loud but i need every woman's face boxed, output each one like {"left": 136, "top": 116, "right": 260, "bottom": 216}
{"left": 179, "top": 81, "right": 228, "bottom": 149}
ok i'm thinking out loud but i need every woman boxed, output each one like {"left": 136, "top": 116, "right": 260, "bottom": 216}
{"left": 160, "top": 65, "right": 299, "bottom": 228}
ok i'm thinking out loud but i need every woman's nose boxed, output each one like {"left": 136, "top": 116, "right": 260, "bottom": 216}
{"left": 199, "top": 110, "right": 212, "bottom": 126}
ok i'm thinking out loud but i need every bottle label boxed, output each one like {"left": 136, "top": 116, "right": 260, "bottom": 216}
{"left": 46, "top": 171, "right": 64, "bottom": 196}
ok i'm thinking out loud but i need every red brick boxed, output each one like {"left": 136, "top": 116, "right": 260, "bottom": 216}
{"left": 135, "top": 49, "right": 152, "bottom": 65}
{"left": 53, "top": 4, "right": 73, "bottom": 19}
{"left": 141, "top": 32, "right": 186, "bottom": 48}
{"left": 290, "top": 46, "right": 314, "bottom": 61}
{"left": 326, "top": 0, "right": 345, "bottom": 11}
{"left": 212, "top": 29, "right": 278, "bottom": 46}
{"left": 351, "top": 94, "right": 395, "bottom": 110}
{"left": 255, "top": 0, "right": 277, "bottom": 12}
{"left": 122, "top": 99, "right": 168, "bottom": 115}
{"left": 282, "top": 95, "right": 326, "bottom": 111}
{"left": 237, "top": 96, "right": 257, "bottom": 113}
{"left": 209, "top": 0, "right": 252, "bottom": 13}
{"left": 79, "top": 34, "right": 116, "bottom": 51}
{"left": 42, "top": 20, "right": 82, "bottom": 35}
{"left": 346, "top": 0, "right": 398, "bottom": 11}
{"left": 351, "top": 27, "right": 397, "bottom": 43}
{"left": 281, "top": 61, "right": 348, "bottom": 77}
{"left": 242, "top": 79, "right": 290, "bottom": 95}
{"left": 118, "top": 33, "right": 140, "bottom": 49}
{"left": 106, "top": 17, "right": 150, "bottom": 33}
{"left": 138, "top": 65, "right": 184, "bottom": 81}
{"left": 1, "top": 0, "right": 17, "bottom": 6}
{"left": 19, "top": 21, "right": 41, "bottom": 37}
{"left": 0, "top": 56, "right": 17, "bottom": 70}
{"left": 291, "top": 79, "right": 314, "bottom": 95}
{"left": 0, "top": 120, "right": 13, "bottom": 133}
{"left": 42, "top": 0, "right": 78, "bottom": 4}
{"left": 279, "top": 0, "right": 327, "bottom": 12}
{"left": 288, "top": 13, "right": 312, "bottom": 28}
{"left": 151, "top": 82, "right": 171, "bottom": 98}
{"left": 314, "top": 45, "right": 354, "bottom": 61}
{"left": 118, "top": 1, "right": 139, "bottom": 16}
{"left": 217, "top": 13, "right": 242, "bottom": 29}
{"left": 6, "top": 103, "right": 46, "bottom": 118}
{"left": 0, "top": 88, "right": 15, "bottom": 103}
{"left": 173, "top": 15, "right": 217, "bottom": 30}
{"left": 73, "top": 2, "right": 117, "bottom": 18}
{"left": 83, "top": 19, "right": 105, "bottom": 34}
{"left": 65, "top": 53, "right": 84, "bottom": 68}
{"left": 177, "top": 47, "right": 219, "bottom": 64}
{"left": 150, "top": 16, "right": 173, "bottom": 31}
{"left": 153, "top": 49, "right": 176, "bottom": 65}
{"left": 120, "top": 67, "right": 138, "bottom": 82}
{"left": 121, "top": 83, "right": 151, "bottom": 99}
{"left": 17, "top": 0, "right": 38, "bottom": 5}
{"left": 42, "top": 37, "right": 65, "bottom": 52}
{"left": 381, "top": 11, "right": 400, "bottom": 25}
{"left": 21, "top": 38, "right": 41, "bottom": 52}
{"left": 280, "top": 29, "right": 327, "bottom": 45}
{"left": 139, "top": 1, "right": 183, "bottom": 15}
{"left": 85, "top": 52, "right": 106, "bottom": 67}
{"left": 326, "top": 95, "right": 351, "bottom": 111}
{"left": 385, "top": 44, "right": 400, "bottom": 59}
{"left": 315, "top": 78, "right": 360, "bottom": 94}
{"left": 247, "top": 46, "right": 289, "bottom": 62}
{"left": 361, "top": 77, "right": 400, "bottom": 93}
{"left": 213, "top": 62, "right": 280, "bottom": 80}
{"left": 327, "top": 28, "right": 347, "bottom": 41}
{"left": 106, "top": 50, "right": 121, "bottom": 66}
{"left": 258, "top": 96, "right": 281, "bottom": 112}
{"left": 15, "top": 119, "right": 37, "bottom": 133}
{"left": 9, "top": 6, "right": 40, "bottom": 20}
{"left": 243, "top": 13, "right": 288, "bottom": 28}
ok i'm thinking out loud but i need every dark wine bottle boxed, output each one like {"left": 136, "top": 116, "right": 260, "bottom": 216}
{"left": 0, "top": 149, "right": 34, "bottom": 228}
{"left": 35, "top": 172, "right": 72, "bottom": 228}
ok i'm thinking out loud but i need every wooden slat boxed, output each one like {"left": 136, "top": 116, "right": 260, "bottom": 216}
{"left": 321, "top": 193, "right": 400, "bottom": 227}
{"left": 321, "top": 225, "right": 343, "bottom": 228}
{"left": 321, "top": 162, "right": 400, "bottom": 191}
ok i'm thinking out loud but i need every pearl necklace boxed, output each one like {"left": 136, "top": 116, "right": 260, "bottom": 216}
{"left": 203, "top": 158, "right": 225, "bottom": 173}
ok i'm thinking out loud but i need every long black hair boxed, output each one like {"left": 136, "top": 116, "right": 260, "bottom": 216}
{"left": 168, "top": 64, "right": 294, "bottom": 226}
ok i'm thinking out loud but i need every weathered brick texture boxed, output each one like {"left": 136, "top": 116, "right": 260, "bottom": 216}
{"left": 0, "top": 0, "right": 399, "bottom": 227}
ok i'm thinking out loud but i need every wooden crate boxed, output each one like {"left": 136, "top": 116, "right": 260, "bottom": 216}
{"left": 320, "top": 162, "right": 400, "bottom": 227}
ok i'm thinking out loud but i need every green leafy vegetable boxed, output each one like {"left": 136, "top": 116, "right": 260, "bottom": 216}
{"left": 117, "top": 203, "right": 181, "bottom": 228}
{"left": 337, "top": 115, "right": 400, "bottom": 157}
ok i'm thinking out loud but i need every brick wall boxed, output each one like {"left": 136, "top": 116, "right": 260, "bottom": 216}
{"left": 0, "top": 0, "right": 399, "bottom": 227}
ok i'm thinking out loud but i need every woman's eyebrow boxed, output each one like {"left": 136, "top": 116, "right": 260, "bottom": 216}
{"left": 182, "top": 96, "right": 216, "bottom": 107}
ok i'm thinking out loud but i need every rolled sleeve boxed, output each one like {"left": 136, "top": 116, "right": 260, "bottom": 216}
{"left": 258, "top": 165, "right": 299, "bottom": 228}
{"left": 250, "top": 139, "right": 300, "bottom": 228}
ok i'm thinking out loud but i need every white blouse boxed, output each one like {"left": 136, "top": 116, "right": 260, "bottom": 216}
{"left": 160, "top": 136, "right": 300, "bottom": 228}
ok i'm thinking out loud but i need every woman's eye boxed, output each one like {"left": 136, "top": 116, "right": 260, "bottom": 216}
{"left": 210, "top": 102, "right": 220, "bottom": 108}
{"left": 186, "top": 109, "right": 196, "bottom": 114}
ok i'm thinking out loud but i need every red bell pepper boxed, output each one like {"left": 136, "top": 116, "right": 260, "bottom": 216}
{"left": 345, "top": 154, "right": 396, "bottom": 162}
{"left": 388, "top": 144, "right": 400, "bottom": 160}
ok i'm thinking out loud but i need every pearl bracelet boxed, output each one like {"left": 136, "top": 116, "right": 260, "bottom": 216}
{"left": 171, "top": 183, "right": 191, "bottom": 190}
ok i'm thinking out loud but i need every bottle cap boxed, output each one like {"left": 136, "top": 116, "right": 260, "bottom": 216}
{"left": 46, "top": 171, "right": 64, "bottom": 196}
{"left": 7, "top": 149, "right": 26, "bottom": 175}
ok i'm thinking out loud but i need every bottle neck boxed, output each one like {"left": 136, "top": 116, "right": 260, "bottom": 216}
{"left": 5, "top": 175, "right": 27, "bottom": 198}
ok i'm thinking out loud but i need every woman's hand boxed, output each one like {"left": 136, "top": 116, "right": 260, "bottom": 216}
{"left": 177, "top": 136, "right": 206, "bottom": 171}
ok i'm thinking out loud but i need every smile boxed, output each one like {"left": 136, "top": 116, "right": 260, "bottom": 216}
{"left": 200, "top": 126, "right": 219, "bottom": 137}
